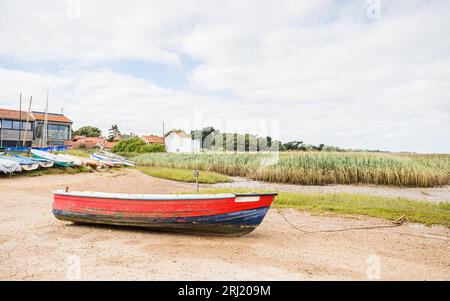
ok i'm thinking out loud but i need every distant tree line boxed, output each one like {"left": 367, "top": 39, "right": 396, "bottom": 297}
{"left": 191, "top": 127, "right": 281, "bottom": 152}
{"left": 190, "top": 126, "right": 386, "bottom": 152}
{"left": 283, "top": 141, "right": 328, "bottom": 151}
{"left": 74, "top": 124, "right": 386, "bottom": 153}
{"left": 73, "top": 126, "right": 102, "bottom": 137}
{"left": 112, "top": 137, "right": 165, "bottom": 153}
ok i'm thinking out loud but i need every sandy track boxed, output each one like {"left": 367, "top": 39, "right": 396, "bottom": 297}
{"left": 0, "top": 169, "right": 449, "bottom": 280}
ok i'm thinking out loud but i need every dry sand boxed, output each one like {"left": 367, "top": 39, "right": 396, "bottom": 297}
{"left": 0, "top": 169, "right": 449, "bottom": 280}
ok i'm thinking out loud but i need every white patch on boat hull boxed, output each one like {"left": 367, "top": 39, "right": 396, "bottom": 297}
{"left": 235, "top": 196, "right": 260, "bottom": 203}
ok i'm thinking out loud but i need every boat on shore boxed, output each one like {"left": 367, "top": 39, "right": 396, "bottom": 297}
{"left": 94, "top": 152, "right": 135, "bottom": 167}
{"left": 91, "top": 153, "right": 125, "bottom": 166}
{"left": 52, "top": 191, "right": 277, "bottom": 235}
{"left": 89, "top": 155, "right": 114, "bottom": 167}
{"left": 30, "top": 149, "right": 73, "bottom": 167}
{"left": 63, "top": 154, "right": 105, "bottom": 169}
{"left": 0, "top": 155, "right": 39, "bottom": 171}
{"left": 57, "top": 154, "right": 84, "bottom": 167}
{"left": 13, "top": 154, "right": 54, "bottom": 168}
{"left": 80, "top": 157, "right": 104, "bottom": 169}
{"left": 0, "top": 157, "right": 21, "bottom": 174}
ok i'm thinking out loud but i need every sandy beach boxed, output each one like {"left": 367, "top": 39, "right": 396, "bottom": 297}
{"left": 0, "top": 169, "right": 449, "bottom": 280}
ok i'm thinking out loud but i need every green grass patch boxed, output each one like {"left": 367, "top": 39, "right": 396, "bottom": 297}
{"left": 137, "top": 166, "right": 231, "bottom": 184}
{"left": 192, "top": 188, "right": 450, "bottom": 227}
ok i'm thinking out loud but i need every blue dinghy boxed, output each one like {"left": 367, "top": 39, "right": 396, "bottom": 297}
{"left": 0, "top": 155, "right": 39, "bottom": 171}
{"left": 13, "top": 154, "right": 54, "bottom": 168}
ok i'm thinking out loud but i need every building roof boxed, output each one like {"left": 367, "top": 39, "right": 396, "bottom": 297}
{"left": 142, "top": 135, "right": 164, "bottom": 144}
{"left": 0, "top": 108, "right": 35, "bottom": 121}
{"left": 166, "top": 130, "right": 190, "bottom": 138}
{"left": 104, "top": 141, "right": 115, "bottom": 149}
{"left": 112, "top": 134, "right": 122, "bottom": 142}
{"left": 32, "top": 111, "right": 72, "bottom": 123}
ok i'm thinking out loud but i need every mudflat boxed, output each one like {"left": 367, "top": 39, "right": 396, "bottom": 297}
{"left": 0, "top": 169, "right": 448, "bottom": 280}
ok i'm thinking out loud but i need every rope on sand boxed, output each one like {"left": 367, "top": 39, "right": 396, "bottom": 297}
{"left": 273, "top": 202, "right": 407, "bottom": 234}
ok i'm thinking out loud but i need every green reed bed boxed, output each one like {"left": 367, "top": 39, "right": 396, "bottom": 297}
{"left": 132, "top": 152, "right": 450, "bottom": 187}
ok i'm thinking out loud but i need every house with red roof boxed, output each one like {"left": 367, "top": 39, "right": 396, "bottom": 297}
{"left": 71, "top": 136, "right": 115, "bottom": 150}
{"left": 142, "top": 135, "right": 164, "bottom": 145}
{"left": 0, "top": 108, "right": 35, "bottom": 147}
{"left": 165, "top": 130, "right": 200, "bottom": 153}
{"left": 0, "top": 108, "right": 74, "bottom": 147}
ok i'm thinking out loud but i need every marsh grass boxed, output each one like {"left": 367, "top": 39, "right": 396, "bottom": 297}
{"left": 133, "top": 152, "right": 450, "bottom": 187}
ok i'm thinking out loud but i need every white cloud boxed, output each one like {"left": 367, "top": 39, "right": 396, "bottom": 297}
{"left": 0, "top": 67, "right": 251, "bottom": 138}
{"left": 0, "top": 0, "right": 449, "bottom": 152}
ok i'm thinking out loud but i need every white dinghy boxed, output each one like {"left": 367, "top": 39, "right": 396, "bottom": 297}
{"left": 0, "top": 158, "right": 22, "bottom": 174}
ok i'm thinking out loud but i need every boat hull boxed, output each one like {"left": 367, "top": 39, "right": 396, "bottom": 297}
{"left": 96, "top": 152, "right": 135, "bottom": 166}
{"left": 30, "top": 149, "right": 73, "bottom": 167}
{"left": 0, "top": 158, "right": 21, "bottom": 173}
{"left": 0, "top": 155, "right": 38, "bottom": 171}
{"left": 20, "top": 163, "right": 39, "bottom": 171}
{"left": 53, "top": 206, "right": 269, "bottom": 235}
{"left": 53, "top": 192, "right": 277, "bottom": 235}
{"left": 13, "top": 155, "right": 54, "bottom": 168}
{"left": 38, "top": 161, "right": 54, "bottom": 168}
{"left": 92, "top": 153, "right": 134, "bottom": 166}
{"left": 48, "top": 160, "right": 72, "bottom": 167}
{"left": 32, "top": 154, "right": 72, "bottom": 167}
{"left": 92, "top": 154, "right": 124, "bottom": 166}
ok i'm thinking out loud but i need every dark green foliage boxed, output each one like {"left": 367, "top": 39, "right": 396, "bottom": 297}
{"left": 73, "top": 126, "right": 102, "bottom": 137}
{"left": 112, "top": 137, "right": 165, "bottom": 153}
{"left": 191, "top": 127, "right": 217, "bottom": 149}
{"left": 138, "top": 143, "right": 165, "bottom": 153}
{"left": 283, "top": 141, "right": 305, "bottom": 150}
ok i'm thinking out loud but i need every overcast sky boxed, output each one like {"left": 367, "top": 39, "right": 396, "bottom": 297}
{"left": 0, "top": 0, "right": 449, "bottom": 153}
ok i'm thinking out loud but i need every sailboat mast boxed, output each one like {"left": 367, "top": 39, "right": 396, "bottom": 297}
{"left": 23, "top": 96, "right": 32, "bottom": 147}
{"left": 43, "top": 88, "right": 49, "bottom": 147}
{"left": 18, "top": 93, "right": 22, "bottom": 148}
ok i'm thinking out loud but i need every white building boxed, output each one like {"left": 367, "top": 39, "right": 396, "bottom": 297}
{"left": 165, "top": 131, "right": 201, "bottom": 153}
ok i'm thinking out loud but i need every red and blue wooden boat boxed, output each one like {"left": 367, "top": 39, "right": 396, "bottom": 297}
{"left": 52, "top": 190, "right": 277, "bottom": 235}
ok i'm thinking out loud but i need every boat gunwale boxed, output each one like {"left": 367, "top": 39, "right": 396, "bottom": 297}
{"left": 53, "top": 190, "right": 277, "bottom": 201}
